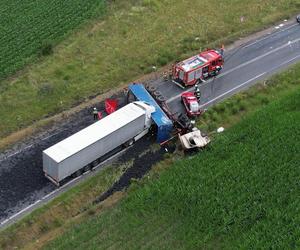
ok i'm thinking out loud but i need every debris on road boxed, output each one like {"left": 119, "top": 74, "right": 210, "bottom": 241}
{"left": 179, "top": 128, "right": 210, "bottom": 150}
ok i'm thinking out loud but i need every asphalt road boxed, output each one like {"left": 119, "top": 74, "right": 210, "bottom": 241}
{"left": 155, "top": 22, "right": 300, "bottom": 114}
{"left": 1, "top": 20, "right": 300, "bottom": 229}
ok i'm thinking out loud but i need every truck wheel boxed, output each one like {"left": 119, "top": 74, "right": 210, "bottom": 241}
{"left": 72, "top": 169, "right": 82, "bottom": 178}
{"left": 156, "top": 95, "right": 166, "bottom": 103}
{"left": 146, "top": 85, "right": 157, "bottom": 92}
{"left": 84, "top": 164, "right": 92, "bottom": 172}
{"left": 92, "top": 160, "right": 99, "bottom": 168}
{"left": 153, "top": 90, "right": 162, "bottom": 97}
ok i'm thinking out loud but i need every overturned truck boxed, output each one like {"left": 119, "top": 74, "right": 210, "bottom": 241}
{"left": 43, "top": 101, "right": 155, "bottom": 186}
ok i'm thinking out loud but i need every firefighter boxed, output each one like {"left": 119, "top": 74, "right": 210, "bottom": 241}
{"left": 220, "top": 44, "right": 225, "bottom": 57}
{"left": 194, "top": 82, "right": 201, "bottom": 102}
{"left": 93, "top": 107, "right": 98, "bottom": 121}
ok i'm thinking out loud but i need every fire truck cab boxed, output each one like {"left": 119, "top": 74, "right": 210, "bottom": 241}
{"left": 172, "top": 49, "right": 223, "bottom": 87}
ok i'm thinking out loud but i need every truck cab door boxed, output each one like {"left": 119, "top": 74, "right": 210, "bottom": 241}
{"left": 195, "top": 68, "right": 202, "bottom": 79}
{"left": 179, "top": 70, "right": 184, "bottom": 80}
{"left": 202, "top": 66, "right": 209, "bottom": 78}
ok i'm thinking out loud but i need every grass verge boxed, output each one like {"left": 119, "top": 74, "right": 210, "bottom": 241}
{"left": 43, "top": 78, "right": 300, "bottom": 249}
{"left": 1, "top": 63, "right": 299, "bottom": 249}
{"left": 0, "top": 0, "right": 299, "bottom": 139}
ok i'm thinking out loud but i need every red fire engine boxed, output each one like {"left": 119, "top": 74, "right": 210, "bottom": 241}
{"left": 172, "top": 49, "right": 224, "bottom": 86}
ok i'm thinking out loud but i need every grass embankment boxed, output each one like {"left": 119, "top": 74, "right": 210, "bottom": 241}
{"left": 1, "top": 64, "right": 299, "bottom": 249}
{"left": 0, "top": 0, "right": 299, "bottom": 139}
{"left": 44, "top": 82, "right": 300, "bottom": 249}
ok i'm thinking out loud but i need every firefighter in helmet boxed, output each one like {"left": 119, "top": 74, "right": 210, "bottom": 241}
{"left": 194, "top": 82, "right": 201, "bottom": 102}
{"left": 93, "top": 107, "right": 98, "bottom": 121}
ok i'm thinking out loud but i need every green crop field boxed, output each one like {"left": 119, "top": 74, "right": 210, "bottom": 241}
{"left": 0, "top": 0, "right": 300, "bottom": 141}
{"left": 44, "top": 86, "right": 300, "bottom": 249}
{"left": 0, "top": 0, "right": 105, "bottom": 80}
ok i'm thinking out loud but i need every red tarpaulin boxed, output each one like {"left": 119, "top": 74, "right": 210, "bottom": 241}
{"left": 105, "top": 99, "right": 118, "bottom": 114}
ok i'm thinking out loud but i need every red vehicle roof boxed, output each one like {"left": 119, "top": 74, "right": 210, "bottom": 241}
{"left": 176, "top": 54, "right": 208, "bottom": 72}
{"left": 200, "top": 50, "right": 221, "bottom": 62}
{"left": 175, "top": 50, "right": 221, "bottom": 73}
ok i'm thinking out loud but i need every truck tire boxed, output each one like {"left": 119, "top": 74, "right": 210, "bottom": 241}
{"left": 156, "top": 95, "right": 166, "bottom": 103}
{"left": 84, "top": 164, "right": 92, "bottom": 172}
{"left": 72, "top": 169, "right": 82, "bottom": 178}
{"left": 146, "top": 84, "right": 157, "bottom": 93}
{"left": 92, "top": 159, "right": 99, "bottom": 168}
{"left": 153, "top": 90, "right": 162, "bottom": 97}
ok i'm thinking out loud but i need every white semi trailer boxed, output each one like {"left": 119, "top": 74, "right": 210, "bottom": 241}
{"left": 43, "top": 101, "right": 155, "bottom": 185}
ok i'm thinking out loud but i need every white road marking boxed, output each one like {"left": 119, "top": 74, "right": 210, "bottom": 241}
{"left": 7, "top": 199, "right": 41, "bottom": 222}
{"left": 172, "top": 80, "right": 185, "bottom": 89}
{"left": 222, "top": 38, "right": 300, "bottom": 76}
{"left": 41, "top": 131, "right": 60, "bottom": 141}
{"left": 243, "top": 23, "right": 298, "bottom": 48}
{"left": 0, "top": 131, "right": 62, "bottom": 163}
{"left": 23, "top": 145, "right": 33, "bottom": 150}
{"left": 199, "top": 72, "right": 266, "bottom": 108}
{"left": 43, "top": 189, "right": 60, "bottom": 200}
{"left": 280, "top": 54, "right": 300, "bottom": 66}
{"left": 268, "top": 54, "right": 300, "bottom": 72}
{"left": 0, "top": 144, "right": 33, "bottom": 161}
{"left": 6, "top": 151, "right": 22, "bottom": 158}
{"left": 0, "top": 219, "right": 9, "bottom": 226}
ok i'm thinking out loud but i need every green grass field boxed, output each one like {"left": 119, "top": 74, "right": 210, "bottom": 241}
{"left": 44, "top": 86, "right": 300, "bottom": 249}
{"left": 0, "top": 0, "right": 299, "bottom": 140}
{"left": 0, "top": 0, "right": 105, "bottom": 80}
